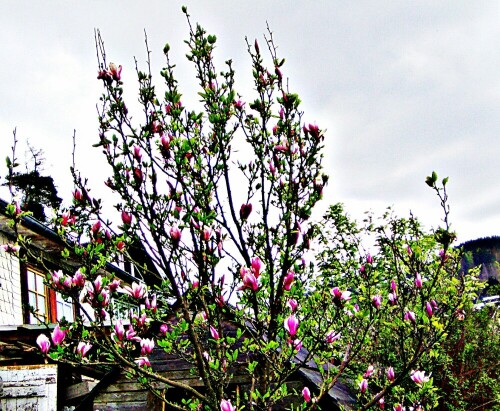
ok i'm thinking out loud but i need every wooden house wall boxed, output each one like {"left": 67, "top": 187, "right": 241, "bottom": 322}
{"left": 0, "top": 232, "right": 22, "bottom": 326}
{"left": 0, "top": 364, "right": 58, "bottom": 411}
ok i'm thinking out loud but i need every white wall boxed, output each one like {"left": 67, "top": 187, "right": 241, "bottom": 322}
{"left": 0, "top": 232, "right": 23, "bottom": 325}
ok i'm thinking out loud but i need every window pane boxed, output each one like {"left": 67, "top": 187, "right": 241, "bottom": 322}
{"left": 56, "top": 293, "right": 74, "bottom": 322}
{"left": 27, "top": 271, "right": 35, "bottom": 290}
{"left": 29, "top": 291, "right": 36, "bottom": 308}
{"left": 36, "top": 273, "right": 45, "bottom": 292}
{"left": 37, "top": 295, "right": 46, "bottom": 314}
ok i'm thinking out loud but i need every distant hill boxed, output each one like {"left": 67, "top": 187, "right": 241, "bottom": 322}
{"left": 460, "top": 236, "right": 500, "bottom": 285}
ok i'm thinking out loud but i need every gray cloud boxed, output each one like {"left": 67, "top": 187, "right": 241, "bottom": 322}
{"left": 0, "top": 1, "right": 498, "bottom": 242}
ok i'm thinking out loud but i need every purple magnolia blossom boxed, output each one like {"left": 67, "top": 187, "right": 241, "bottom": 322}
{"left": 283, "top": 271, "right": 294, "bottom": 291}
{"left": 290, "top": 338, "right": 302, "bottom": 352}
{"left": 135, "top": 357, "right": 151, "bottom": 368}
{"left": 415, "top": 273, "right": 423, "bottom": 289}
{"left": 122, "top": 282, "right": 147, "bottom": 299}
{"left": 239, "top": 203, "right": 252, "bottom": 220}
{"left": 140, "top": 338, "right": 155, "bottom": 355}
{"left": 169, "top": 225, "right": 182, "bottom": 243}
{"left": 325, "top": 330, "right": 341, "bottom": 343}
{"left": 426, "top": 301, "right": 433, "bottom": 318}
{"left": 302, "top": 386, "right": 311, "bottom": 403}
{"left": 210, "top": 325, "right": 220, "bottom": 340}
{"left": 0, "top": 243, "right": 20, "bottom": 253}
{"left": 287, "top": 299, "right": 298, "bottom": 312}
{"left": 241, "top": 270, "right": 259, "bottom": 291}
{"left": 359, "top": 378, "right": 368, "bottom": 393}
{"left": 364, "top": 365, "right": 375, "bottom": 378}
{"left": 113, "top": 319, "right": 125, "bottom": 342}
{"left": 51, "top": 324, "right": 65, "bottom": 346}
{"left": 284, "top": 314, "right": 299, "bottom": 337}
{"left": 405, "top": 311, "right": 416, "bottom": 323}
{"left": 121, "top": 210, "right": 133, "bottom": 225}
{"left": 36, "top": 334, "right": 51, "bottom": 354}
{"left": 220, "top": 399, "right": 236, "bottom": 411}
{"left": 126, "top": 324, "right": 141, "bottom": 342}
{"left": 77, "top": 342, "right": 92, "bottom": 358}
{"left": 72, "top": 269, "right": 86, "bottom": 287}
{"left": 251, "top": 256, "right": 263, "bottom": 278}
{"left": 372, "top": 295, "right": 382, "bottom": 309}
{"left": 388, "top": 292, "right": 397, "bottom": 306}
{"left": 410, "top": 370, "right": 430, "bottom": 386}
{"left": 387, "top": 366, "right": 395, "bottom": 382}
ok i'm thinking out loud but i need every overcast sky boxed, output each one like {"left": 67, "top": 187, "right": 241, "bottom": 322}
{"left": 1, "top": 1, "right": 499, "bottom": 243}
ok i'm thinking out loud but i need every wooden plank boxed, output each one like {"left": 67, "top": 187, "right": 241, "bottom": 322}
{"left": 65, "top": 380, "right": 98, "bottom": 401}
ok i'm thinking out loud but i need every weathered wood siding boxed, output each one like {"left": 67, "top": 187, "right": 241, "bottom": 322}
{"left": 0, "top": 232, "right": 22, "bottom": 326}
{"left": 0, "top": 364, "right": 58, "bottom": 411}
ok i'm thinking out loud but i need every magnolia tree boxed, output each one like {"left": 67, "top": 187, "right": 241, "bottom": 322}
{"left": 5, "top": 8, "right": 479, "bottom": 411}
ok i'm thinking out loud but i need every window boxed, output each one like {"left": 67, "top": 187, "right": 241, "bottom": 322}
{"left": 23, "top": 266, "right": 75, "bottom": 324}
{"left": 27, "top": 269, "right": 48, "bottom": 324}
{"left": 56, "top": 292, "right": 75, "bottom": 322}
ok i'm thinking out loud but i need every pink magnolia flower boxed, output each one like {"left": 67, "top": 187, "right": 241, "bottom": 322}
{"left": 364, "top": 365, "right": 375, "bottom": 378}
{"left": 0, "top": 243, "right": 21, "bottom": 253}
{"left": 405, "top": 311, "right": 416, "bottom": 323}
{"left": 121, "top": 210, "right": 132, "bottom": 226}
{"left": 410, "top": 370, "right": 430, "bottom": 386}
{"left": 239, "top": 203, "right": 252, "bottom": 220}
{"left": 359, "top": 378, "right": 368, "bottom": 393}
{"left": 73, "top": 189, "right": 83, "bottom": 203}
{"left": 283, "top": 271, "right": 294, "bottom": 291}
{"left": 372, "top": 295, "right": 382, "bottom": 309}
{"left": 133, "top": 146, "right": 142, "bottom": 161}
{"left": 325, "top": 330, "right": 341, "bottom": 343}
{"left": 126, "top": 324, "right": 141, "bottom": 342}
{"left": 426, "top": 301, "right": 433, "bottom": 318}
{"left": 284, "top": 314, "right": 299, "bottom": 337}
{"left": 287, "top": 299, "right": 298, "bottom": 312}
{"left": 234, "top": 99, "right": 245, "bottom": 110}
{"left": 122, "top": 282, "right": 147, "bottom": 299}
{"left": 378, "top": 397, "right": 385, "bottom": 409}
{"left": 51, "top": 324, "right": 65, "bottom": 346}
{"left": 72, "top": 269, "right": 86, "bottom": 287}
{"left": 51, "top": 270, "right": 63, "bottom": 286}
{"left": 159, "top": 324, "right": 169, "bottom": 335}
{"left": 210, "top": 325, "right": 220, "bottom": 340}
{"left": 140, "top": 338, "right": 155, "bottom": 355}
{"left": 387, "top": 366, "right": 395, "bottom": 382}
{"left": 170, "top": 225, "right": 182, "bottom": 244}
{"left": 415, "top": 273, "right": 423, "bottom": 289}
{"left": 62, "top": 275, "right": 73, "bottom": 288}
{"left": 290, "top": 338, "right": 302, "bottom": 352}
{"left": 36, "top": 334, "right": 51, "bottom": 354}
{"left": 390, "top": 280, "right": 397, "bottom": 292}
{"left": 220, "top": 399, "right": 235, "bottom": 411}
{"left": 108, "top": 278, "right": 121, "bottom": 292}
{"left": 393, "top": 404, "right": 405, "bottom": 411}
{"left": 251, "top": 256, "right": 263, "bottom": 278}
{"left": 113, "top": 319, "right": 125, "bottom": 342}
{"left": 201, "top": 227, "right": 212, "bottom": 242}
{"left": 241, "top": 271, "right": 258, "bottom": 291}
{"left": 366, "top": 254, "right": 374, "bottom": 264}
{"left": 116, "top": 241, "right": 126, "bottom": 252}
{"left": 93, "top": 275, "right": 103, "bottom": 294}
{"left": 388, "top": 292, "right": 397, "bottom": 306}
{"left": 331, "top": 287, "right": 351, "bottom": 301}
{"left": 77, "top": 341, "right": 92, "bottom": 358}
{"left": 302, "top": 386, "right": 311, "bottom": 403}
{"left": 135, "top": 357, "right": 151, "bottom": 368}
{"left": 109, "top": 62, "right": 122, "bottom": 81}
